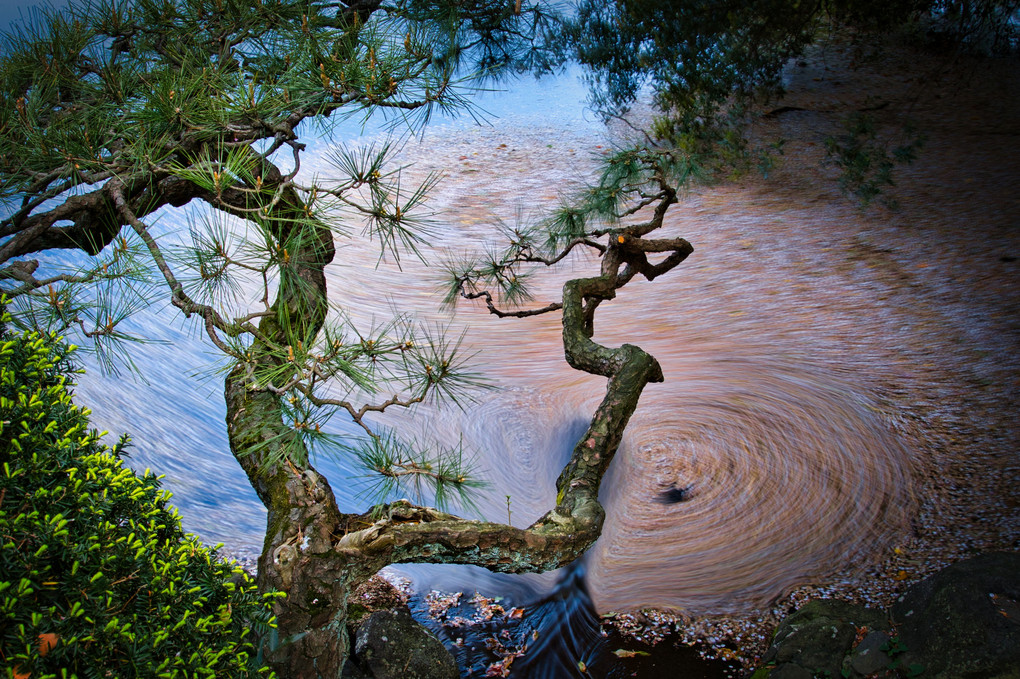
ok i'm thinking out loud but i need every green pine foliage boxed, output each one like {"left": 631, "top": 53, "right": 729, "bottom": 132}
{"left": 823, "top": 112, "right": 926, "bottom": 207}
{"left": 0, "top": 307, "right": 278, "bottom": 678}
{"left": 0, "top": 0, "right": 533, "bottom": 508}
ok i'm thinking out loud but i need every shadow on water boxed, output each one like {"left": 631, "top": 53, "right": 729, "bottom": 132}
{"left": 409, "top": 562, "right": 739, "bottom": 679}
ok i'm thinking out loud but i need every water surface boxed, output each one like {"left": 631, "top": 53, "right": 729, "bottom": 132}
{"left": 70, "top": 67, "right": 916, "bottom": 620}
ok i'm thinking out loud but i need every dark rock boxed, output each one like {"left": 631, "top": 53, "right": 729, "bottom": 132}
{"left": 768, "top": 663, "right": 814, "bottom": 679}
{"left": 891, "top": 552, "right": 1020, "bottom": 679}
{"left": 762, "top": 599, "right": 888, "bottom": 678}
{"left": 341, "top": 656, "right": 372, "bottom": 679}
{"left": 750, "top": 553, "right": 1020, "bottom": 679}
{"left": 353, "top": 605, "right": 459, "bottom": 679}
{"left": 850, "top": 630, "right": 893, "bottom": 676}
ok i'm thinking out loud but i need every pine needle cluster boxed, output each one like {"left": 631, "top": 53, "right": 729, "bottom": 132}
{"left": 0, "top": 0, "right": 561, "bottom": 512}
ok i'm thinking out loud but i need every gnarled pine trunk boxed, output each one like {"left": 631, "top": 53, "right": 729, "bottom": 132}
{"left": 222, "top": 176, "right": 692, "bottom": 677}
{"left": 221, "top": 182, "right": 372, "bottom": 677}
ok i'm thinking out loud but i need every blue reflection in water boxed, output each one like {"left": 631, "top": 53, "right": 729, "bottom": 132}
{"left": 410, "top": 562, "right": 614, "bottom": 678}
{"left": 407, "top": 561, "right": 736, "bottom": 679}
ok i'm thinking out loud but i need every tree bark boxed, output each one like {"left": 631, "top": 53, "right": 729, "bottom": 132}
{"left": 226, "top": 374, "right": 363, "bottom": 677}
{"left": 221, "top": 178, "right": 368, "bottom": 677}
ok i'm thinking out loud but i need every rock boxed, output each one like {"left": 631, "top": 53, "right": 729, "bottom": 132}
{"left": 762, "top": 599, "right": 888, "bottom": 678}
{"left": 751, "top": 553, "right": 1020, "bottom": 679}
{"left": 891, "top": 552, "right": 1020, "bottom": 679}
{"left": 353, "top": 605, "right": 459, "bottom": 679}
{"left": 768, "top": 663, "right": 814, "bottom": 679}
{"left": 347, "top": 575, "right": 410, "bottom": 629}
{"left": 341, "top": 657, "right": 373, "bottom": 679}
{"left": 850, "top": 630, "right": 893, "bottom": 676}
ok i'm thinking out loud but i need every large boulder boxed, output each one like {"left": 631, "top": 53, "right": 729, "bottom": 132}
{"left": 892, "top": 551, "right": 1020, "bottom": 679}
{"left": 351, "top": 606, "right": 459, "bottom": 679}
{"left": 751, "top": 552, "right": 1020, "bottom": 679}
{"left": 759, "top": 599, "right": 890, "bottom": 678}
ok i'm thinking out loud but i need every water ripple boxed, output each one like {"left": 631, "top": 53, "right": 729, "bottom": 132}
{"left": 589, "top": 350, "right": 914, "bottom": 613}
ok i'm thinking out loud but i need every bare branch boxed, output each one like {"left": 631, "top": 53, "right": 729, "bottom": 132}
{"left": 462, "top": 290, "right": 563, "bottom": 318}
{"left": 109, "top": 181, "right": 242, "bottom": 358}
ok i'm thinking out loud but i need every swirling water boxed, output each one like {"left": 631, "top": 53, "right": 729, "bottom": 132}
{"left": 68, "top": 67, "right": 916, "bottom": 633}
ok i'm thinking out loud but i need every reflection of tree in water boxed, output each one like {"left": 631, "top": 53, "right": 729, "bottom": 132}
{"left": 415, "top": 563, "right": 736, "bottom": 678}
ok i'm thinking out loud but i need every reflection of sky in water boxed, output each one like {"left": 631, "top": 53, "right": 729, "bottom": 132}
{"left": 326, "top": 64, "right": 599, "bottom": 141}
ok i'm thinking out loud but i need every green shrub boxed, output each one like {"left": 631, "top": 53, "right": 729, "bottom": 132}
{"left": 0, "top": 310, "right": 278, "bottom": 678}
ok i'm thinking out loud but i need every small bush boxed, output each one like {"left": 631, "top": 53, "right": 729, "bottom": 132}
{"left": 0, "top": 310, "right": 277, "bottom": 678}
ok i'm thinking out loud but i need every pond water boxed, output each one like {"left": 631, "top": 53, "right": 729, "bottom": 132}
{"left": 49, "top": 62, "right": 921, "bottom": 679}
{"left": 68, "top": 64, "right": 915, "bottom": 622}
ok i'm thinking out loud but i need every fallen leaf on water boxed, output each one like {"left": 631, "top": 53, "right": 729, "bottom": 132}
{"left": 894, "top": 570, "right": 909, "bottom": 581}
{"left": 577, "top": 660, "right": 587, "bottom": 672}
{"left": 485, "top": 655, "right": 513, "bottom": 677}
{"left": 507, "top": 607, "right": 524, "bottom": 619}
{"left": 613, "top": 649, "right": 651, "bottom": 658}
{"left": 854, "top": 625, "right": 869, "bottom": 645}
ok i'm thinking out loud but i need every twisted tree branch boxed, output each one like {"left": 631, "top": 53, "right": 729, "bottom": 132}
{"left": 337, "top": 227, "right": 692, "bottom": 575}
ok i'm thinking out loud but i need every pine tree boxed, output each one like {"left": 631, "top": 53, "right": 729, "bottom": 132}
{"left": 0, "top": 1, "right": 701, "bottom": 675}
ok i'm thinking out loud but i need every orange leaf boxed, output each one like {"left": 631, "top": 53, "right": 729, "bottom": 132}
{"left": 38, "top": 632, "right": 59, "bottom": 656}
{"left": 13, "top": 666, "right": 30, "bottom": 679}
{"left": 894, "top": 570, "right": 909, "bottom": 581}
